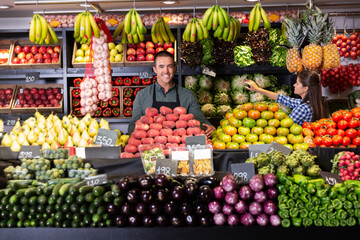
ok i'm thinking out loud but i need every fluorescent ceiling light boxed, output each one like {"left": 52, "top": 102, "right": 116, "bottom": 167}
{"left": 163, "top": 1, "right": 176, "bottom": 4}
{"left": 245, "top": 0, "right": 259, "bottom": 2}
{"left": 0, "top": 4, "right": 11, "bottom": 9}
{"left": 79, "top": 3, "right": 92, "bottom": 7}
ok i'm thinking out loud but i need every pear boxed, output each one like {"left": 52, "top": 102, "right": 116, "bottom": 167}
{"left": 72, "top": 116, "right": 80, "bottom": 127}
{"left": 88, "top": 120, "right": 99, "bottom": 138}
{"left": 24, "top": 117, "right": 36, "bottom": 129}
{"left": 54, "top": 119, "right": 62, "bottom": 133}
{"left": 33, "top": 126, "right": 41, "bottom": 136}
{"left": 114, "top": 129, "right": 122, "bottom": 138}
{"left": 99, "top": 118, "right": 107, "bottom": 127}
{"left": 52, "top": 115, "right": 60, "bottom": 124}
{"left": 57, "top": 128, "right": 67, "bottom": 146}
{"left": 1, "top": 133, "right": 13, "bottom": 147}
{"left": 81, "top": 130, "right": 90, "bottom": 141}
{"left": 77, "top": 120, "right": 87, "bottom": 134}
{"left": 45, "top": 132, "right": 56, "bottom": 145}
{"left": 78, "top": 137, "right": 89, "bottom": 147}
{"left": 31, "top": 142, "right": 39, "bottom": 146}
{"left": 22, "top": 139, "right": 30, "bottom": 146}
{"left": 11, "top": 119, "right": 22, "bottom": 135}
{"left": 17, "top": 132, "right": 28, "bottom": 145}
{"left": 10, "top": 139, "right": 21, "bottom": 152}
{"left": 22, "top": 124, "right": 30, "bottom": 136}
{"left": 72, "top": 131, "right": 81, "bottom": 146}
{"left": 100, "top": 121, "right": 110, "bottom": 130}
{"left": 37, "top": 120, "right": 46, "bottom": 131}
{"left": 27, "top": 129, "right": 37, "bottom": 144}
{"left": 34, "top": 110, "right": 43, "bottom": 119}
{"left": 37, "top": 115, "right": 46, "bottom": 124}
{"left": 120, "top": 135, "right": 130, "bottom": 144}
{"left": 41, "top": 142, "right": 51, "bottom": 150}
{"left": 47, "top": 112, "right": 54, "bottom": 122}
{"left": 9, "top": 132, "right": 18, "bottom": 141}
{"left": 70, "top": 125, "right": 80, "bottom": 137}
{"left": 62, "top": 115, "right": 71, "bottom": 130}
{"left": 48, "top": 128, "right": 57, "bottom": 139}
{"left": 82, "top": 113, "right": 92, "bottom": 126}
{"left": 36, "top": 132, "right": 46, "bottom": 145}
{"left": 46, "top": 118, "right": 54, "bottom": 129}
{"left": 50, "top": 141, "right": 61, "bottom": 149}
{"left": 64, "top": 137, "right": 74, "bottom": 148}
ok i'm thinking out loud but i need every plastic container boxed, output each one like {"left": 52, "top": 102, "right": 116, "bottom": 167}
{"left": 139, "top": 144, "right": 166, "bottom": 175}
{"left": 170, "top": 147, "right": 190, "bottom": 176}
{"left": 190, "top": 144, "right": 214, "bottom": 176}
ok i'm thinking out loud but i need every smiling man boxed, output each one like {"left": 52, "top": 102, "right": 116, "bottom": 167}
{"left": 128, "top": 51, "right": 215, "bottom": 138}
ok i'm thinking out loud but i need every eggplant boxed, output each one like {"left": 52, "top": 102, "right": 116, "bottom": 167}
{"left": 156, "top": 214, "right": 168, "bottom": 226}
{"left": 185, "top": 214, "right": 198, "bottom": 226}
{"left": 184, "top": 182, "right": 198, "bottom": 199}
{"left": 127, "top": 189, "right": 140, "bottom": 203}
{"left": 196, "top": 176, "right": 220, "bottom": 188}
{"left": 128, "top": 214, "right": 140, "bottom": 226}
{"left": 164, "top": 201, "right": 177, "bottom": 215}
{"left": 148, "top": 202, "right": 161, "bottom": 215}
{"left": 121, "top": 202, "right": 134, "bottom": 215}
{"left": 170, "top": 215, "right": 184, "bottom": 227}
{"left": 195, "top": 201, "right": 208, "bottom": 215}
{"left": 180, "top": 202, "right": 193, "bottom": 216}
{"left": 140, "top": 190, "right": 153, "bottom": 203}
{"left": 135, "top": 202, "right": 147, "bottom": 215}
{"left": 115, "top": 214, "right": 127, "bottom": 227}
{"left": 199, "top": 214, "right": 213, "bottom": 227}
{"left": 142, "top": 215, "right": 155, "bottom": 227}
{"left": 184, "top": 177, "right": 197, "bottom": 185}
{"left": 118, "top": 177, "right": 131, "bottom": 191}
{"left": 156, "top": 188, "right": 170, "bottom": 202}
{"left": 107, "top": 203, "right": 118, "bottom": 214}
{"left": 139, "top": 175, "right": 154, "bottom": 190}
{"left": 198, "top": 185, "right": 214, "bottom": 202}
{"left": 171, "top": 186, "right": 184, "bottom": 201}
{"left": 154, "top": 174, "right": 170, "bottom": 188}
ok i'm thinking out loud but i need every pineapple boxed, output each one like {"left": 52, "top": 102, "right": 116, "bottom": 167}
{"left": 284, "top": 17, "right": 304, "bottom": 73}
{"left": 321, "top": 20, "right": 340, "bottom": 70}
{"left": 301, "top": 7, "right": 327, "bottom": 71}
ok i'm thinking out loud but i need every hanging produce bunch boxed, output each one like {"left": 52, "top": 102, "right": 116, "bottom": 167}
{"left": 123, "top": 8, "right": 147, "bottom": 44}
{"left": 202, "top": 5, "right": 230, "bottom": 37}
{"left": 151, "top": 17, "right": 176, "bottom": 44}
{"left": 321, "top": 64, "right": 360, "bottom": 93}
{"left": 73, "top": 11, "right": 100, "bottom": 44}
{"left": 248, "top": 3, "right": 271, "bottom": 32}
{"left": 331, "top": 151, "right": 360, "bottom": 181}
{"left": 333, "top": 32, "right": 360, "bottom": 60}
{"left": 182, "top": 18, "right": 208, "bottom": 42}
{"left": 29, "top": 14, "right": 59, "bottom": 44}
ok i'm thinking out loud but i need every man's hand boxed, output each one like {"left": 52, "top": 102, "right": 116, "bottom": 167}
{"left": 203, "top": 124, "right": 216, "bottom": 139}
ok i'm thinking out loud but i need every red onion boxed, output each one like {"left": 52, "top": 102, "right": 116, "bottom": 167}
{"left": 213, "top": 213, "right": 226, "bottom": 226}
{"left": 249, "top": 174, "right": 264, "bottom": 192}
{"left": 222, "top": 204, "right": 234, "bottom": 215}
{"left": 235, "top": 200, "right": 248, "bottom": 214}
{"left": 249, "top": 202, "right": 263, "bottom": 216}
{"left": 254, "top": 191, "right": 267, "bottom": 203}
{"left": 213, "top": 186, "right": 226, "bottom": 200}
{"left": 227, "top": 214, "right": 240, "bottom": 226}
{"left": 263, "top": 200, "right": 277, "bottom": 215}
{"left": 221, "top": 173, "right": 237, "bottom": 192}
{"left": 238, "top": 185, "right": 253, "bottom": 200}
{"left": 266, "top": 187, "right": 279, "bottom": 199}
{"left": 270, "top": 214, "right": 281, "bottom": 227}
{"left": 225, "top": 191, "right": 238, "bottom": 205}
{"left": 263, "top": 173, "right": 277, "bottom": 187}
{"left": 208, "top": 201, "right": 222, "bottom": 214}
{"left": 240, "top": 212, "right": 255, "bottom": 226}
{"left": 256, "top": 213, "right": 269, "bottom": 226}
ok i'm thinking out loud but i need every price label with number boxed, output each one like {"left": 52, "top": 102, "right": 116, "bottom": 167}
{"left": 85, "top": 174, "right": 108, "bottom": 186}
{"left": 3, "top": 115, "right": 19, "bottom": 126}
{"left": 25, "top": 72, "right": 39, "bottom": 83}
{"left": 155, "top": 158, "right": 177, "bottom": 175}
{"left": 230, "top": 163, "right": 255, "bottom": 185}
{"left": 202, "top": 66, "right": 216, "bottom": 77}
{"left": 94, "top": 128, "right": 118, "bottom": 146}
{"left": 267, "top": 141, "right": 292, "bottom": 155}
{"left": 320, "top": 171, "right": 343, "bottom": 186}
{"left": 248, "top": 144, "right": 270, "bottom": 158}
{"left": 18, "top": 146, "right": 41, "bottom": 159}
{"left": 139, "top": 71, "right": 153, "bottom": 79}
{"left": 185, "top": 135, "right": 207, "bottom": 147}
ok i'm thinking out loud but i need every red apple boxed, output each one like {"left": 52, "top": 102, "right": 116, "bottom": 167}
{"left": 34, "top": 53, "right": 43, "bottom": 60}
{"left": 146, "top": 48, "right": 156, "bottom": 55}
{"left": 46, "top": 88, "right": 53, "bottom": 95}
{"left": 43, "top": 100, "right": 49, "bottom": 105}
{"left": 33, "top": 93, "right": 40, "bottom": 100}
{"left": 40, "top": 94, "right": 47, "bottom": 101}
{"left": 43, "top": 53, "right": 51, "bottom": 59}
{"left": 31, "top": 104, "right": 38, "bottom": 108}
{"left": 44, "top": 58, "right": 52, "bottom": 63}
{"left": 23, "top": 104, "right": 30, "bottom": 108}
{"left": 47, "top": 94, "right": 55, "bottom": 100}
{"left": 126, "top": 48, "right": 136, "bottom": 56}
{"left": 55, "top": 93, "right": 62, "bottom": 101}
{"left": 19, "top": 99, "right": 26, "bottom": 105}
{"left": 18, "top": 52, "right": 26, "bottom": 60}
{"left": 136, "top": 48, "right": 145, "bottom": 56}
{"left": 50, "top": 99, "right": 59, "bottom": 105}
{"left": 38, "top": 88, "right": 45, "bottom": 95}
{"left": 166, "top": 47, "right": 175, "bottom": 55}
{"left": 53, "top": 103, "right": 60, "bottom": 107}
{"left": 23, "top": 88, "right": 30, "bottom": 95}
{"left": 5, "top": 88, "right": 12, "bottom": 95}
{"left": 136, "top": 54, "right": 145, "bottom": 61}
{"left": 18, "top": 93, "right": 25, "bottom": 100}
{"left": 30, "top": 46, "right": 38, "bottom": 55}
{"left": 155, "top": 43, "right": 163, "bottom": 48}
{"left": 30, "top": 88, "right": 38, "bottom": 95}
{"left": 54, "top": 46, "right": 60, "bottom": 53}
{"left": 35, "top": 99, "right": 42, "bottom": 105}
{"left": 35, "top": 58, "right": 43, "bottom": 63}
{"left": 156, "top": 47, "right": 164, "bottom": 54}
{"left": 53, "top": 88, "right": 61, "bottom": 94}
{"left": 6, "top": 94, "right": 12, "bottom": 100}
{"left": 46, "top": 104, "right": 53, "bottom": 107}
{"left": 164, "top": 42, "right": 173, "bottom": 50}
{"left": 12, "top": 58, "right": 20, "bottom": 64}
{"left": 0, "top": 94, "right": 5, "bottom": 101}
{"left": 146, "top": 41, "right": 155, "bottom": 49}
{"left": 0, "top": 89, "right": 4, "bottom": 95}
{"left": 27, "top": 99, "right": 34, "bottom": 105}
{"left": 28, "top": 58, "right": 36, "bottom": 64}
{"left": 128, "top": 43, "right": 137, "bottom": 49}
{"left": 39, "top": 46, "right": 46, "bottom": 54}
{"left": 51, "top": 58, "right": 58, "bottom": 63}
{"left": 127, "top": 55, "right": 136, "bottom": 61}
{"left": 20, "top": 58, "right": 28, "bottom": 64}
{"left": 25, "top": 53, "right": 34, "bottom": 60}
{"left": 38, "top": 104, "right": 45, "bottom": 107}
{"left": 23, "top": 46, "right": 30, "bottom": 54}
{"left": 51, "top": 52, "right": 59, "bottom": 59}
{"left": 14, "top": 45, "right": 22, "bottom": 54}
{"left": 25, "top": 94, "right": 32, "bottom": 101}
{"left": 137, "top": 42, "right": 146, "bottom": 49}
{"left": 146, "top": 54, "right": 154, "bottom": 61}
{"left": 46, "top": 46, "right": 54, "bottom": 54}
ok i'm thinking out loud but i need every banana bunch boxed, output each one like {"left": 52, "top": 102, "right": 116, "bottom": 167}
{"left": 217, "top": 16, "right": 241, "bottom": 42}
{"left": 248, "top": 3, "right": 271, "bottom": 32}
{"left": 123, "top": 8, "right": 147, "bottom": 44}
{"left": 151, "top": 17, "right": 176, "bottom": 44}
{"left": 73, "top": 11, "right": 100, "bottom": 44}
{"left": 182, "top": 18, "right": 209, "bottom": 42}
{"left": 29, "top": 14, "right": 59, "bottom": 44}
{"left": 202, "top": 5, "right": 230, "bottom": 36}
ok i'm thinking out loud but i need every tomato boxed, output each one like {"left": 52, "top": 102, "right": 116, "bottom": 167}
{"left": 337, "top": 129, "right": 345, "bottom": 137}
{"left": 332, "top": 111, "right": 343, "bottom": 122}
{"left": 302, "top": 128, "right": 314, "bottom": 137}
{"left": 223, "top": 125, "right": 238, "bottom": 136}
{"left": 239, "top": 142, "right": 251, "bottom": 149}
{"left": 259, "top": 134, "right": 274, "bottom": 144}
{"left": 225, "top": 112, "right": 233, "bottom": 120}
{"left": 220, "top": 119, "right": 230, "bottom": 127}
{"left": 253, "top": 141, "right": 265, "bottom": 145}
{"left": 290, "top": 124, "right": 303, "bottom": 135}
{"left": 304, "top": 136, "right": 315, "bottom": 147}
{"left": 245, "top": 133, "right": 258, "bottom": 143}
{"left": 273, "top": 136, "right": 288, "bottom": 145}
{"left": 283, "top": 144, "right": 293, "bottom": 150}
{"left": 264, "top": 126, "right": 277, "bottom": 135}
{"left": 242, "top": 117, "right": 256, "bottom": 128}
{"left": 343, "top": 112, "right": 353, "bottom": 121}
{"left": 254, "top": 102, "right": 268, "bottom": 112}
{"left": 352, "top": 136, "right": 360, "bottom": 146}
{"left": 337, "top": 120, "right": 349, "bottom": 130}
{"left": 268, "top": 119, "right": 280, "bottom": 128}
{"left": 322, "top": 136, "right": 333, "bottom": 146}
{"left": 326, "top": 121, "right": 337, "bottom": 129}
{"left": 228, "top": 116, "right": 242, "bottom": 128}
{"left": 241, "top": 102, "right": 254, "bottom": 112}
{"left": 251, "top": 127, "right": 264, "bottom": 135}
{"left": 314, "top": 136, "right": 323, "bottom": 146}
{"left": 311, "top": 122, "right": 321, "bottom": 131}
{"left": 226, "top": 142, "right": 240, "bottom": 149}
{"left": 232, "top": 134, "right": 246, "bottom": 144}
{"left": 345, "top": 128, "right": 358, "bottom": 139}
{"left": 216, "top": 128, "right": 224, "bottom": 137}
{"left": 332, "top": 135, "right": 343, "bottom": 145}
{"left": 233, "top": 109, "right": 247, "bottom": 120}
{"left": 213, "top": 141, "right": 226, "bottom": 149}
{"left": 352, "top": 109, "right": 360, "bottom": 118}
{"left": 277, "top": 127, "right": 290, "bottom": 136}
{"left": 238, "top": 126, "right": 251, "bottom": 136}
{"left": 342, "top": 136, "right": 351, "bottom": 146}
{"left": 256, "top": 119, "right": 268, "bottom": 128}
{"left": 219, "top": 133, "right": 232, "bottom": 143}
{"left": 268, "top": 103, "right": 279, "bottom": 112}
{"left": 315, "top": 128, "right": 327, "bottom": 136}
{"left": 302, "top": 122, "right": 312, "bottom": 130}
{"left": 248, "top": 110, "right": 261, "bottom": 120}
{"left": 293, "top": 143, "right": 309, "bottom": 150}
{"left": 348, "top": 119, "right": 359, "bottom": 128}
{"left": 326, "top": 128, "right": 337, "bottom": 136}
{"left": 280, "top": 118, "right": 294, "bottom": 128}
{"left": 260, "top": 111, "right": 274, "bottom": 120}
{"left": 288, "top": 134, "right": 304, "bottom": 144}
{"left": 274, "top": 111, "right": 286, "bottom": 120}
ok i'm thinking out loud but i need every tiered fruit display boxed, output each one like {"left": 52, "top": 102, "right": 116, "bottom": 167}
{"left": 151, "top": 17, "right": 176, "bottom": 44}
{"left": 108, "top": 42, "right": 124, "bottom": 63}
{"left": 331, "top": 151, "right": 360, "bottom": 181}
{"left": 320, "top": 64, "right": 360, "bottom": 93}
{"left": 74, "top": 44, "right": 93, "bottom": 63}
{"left": 126, "top": 41, "right": 174, "bottom": 62}
{"left": 73, "top": 11, "right": 100, "bottom": 44}
{"left": 333, "top": 32, "right": 360, "bottom": 59}
{"left": 29, "top": 14, "right": 59, "bottom": 44}
{"left": 121, "top": 106, "right": 208, "bottom": 158}
{"left": 113, "top": 76, "right": 154, "bottom": 86}
{"left": 212, "top": 102, "right": 308, "bottom": 150}
{"left": 248, "top": 3, "right": 271, "bottom": 31}
{"left": 0, "top": 87, "right": 13, "bottom": 108}
{"left": 12, "top": 45, "right": 60, "bottom": 64}
{"left": 14, "top": 86, "right": 62, "bottom": 108}
{"left": 302, "top": 107, "right": 360, "bottom": 148}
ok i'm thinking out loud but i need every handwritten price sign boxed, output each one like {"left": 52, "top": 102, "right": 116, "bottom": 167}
{"left": 230, "top": 163, "right": 255, "bottom": 185}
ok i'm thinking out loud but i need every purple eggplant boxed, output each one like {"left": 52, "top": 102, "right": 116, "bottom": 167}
{"left": 240, "top": 212, "right": 255, "bottom": 226}
{"left": 263, "top": 173, "right": 277, "bottom": 187}
{"left": 249, "top": 201, "right": 263, "bottom": 216}
{"left": 154, "top": 174, "right": 170, "bottom": 188}
{"left": 263, "top": 200, "right": 277, "bottom": 215}
{"left": 115, "top": 214, "right": 127, "bottom": 227}
{"left": 156, "top": 188, "right": 170, "bottom": 202}
{"left": 213, "top": 213, "right": 226, "bottom": 226}
{"left": 184, "top": 177, "right": 197, "bottom": 185}
{"left": 256, "top": 213, "right": 269, "bottom": 226}
{"left": 107, "top": 203, "right": 118, "bottom": 214}
{"left": 118, "top": 177, "right": 131, "bottom": 191}
{"left": 142, "top": 215, "right": 155, "bottom": 227}
{"left": 198, "top": 185, "right": 214, "bottom": 202}
{"left": 213, "top": 186, "right": 226, "bottom": 200}
{"left": 171, "top": 185, "right": 184, "bottom": 201}
{"left": 199, "top": 214, "right": 213, "bottom": 226}
{"left": 222, "top": 203, "right": 234, "bottom": 215}
{"left": 128, "top": 214, "right": 140, "bottom": 226}
{"left": 156, "top": 214, "right": 168, "bottom": 226}
{"left": 135, "top": 202, "right": 147, "bottom": 215}
{"left": 164, "top": 201, "right": 177, "bottom": 215}
{"left": 139, "top": 175, "right": 154, "bottom": 189}
{"left": 235, "top": 200, "right": 248, "bottom": 214}
{"left": 249, "top": 174, "right": 264, "bottom": 192}
{"left": 148, "top": 202, "right": 161, "bottom": 215}
{"left": 170, "top": 215, "right": 184, "bottom": 227}
{"left": 196, "top": 176, "right": 220, "bottom": 189}
{"left": 121, "top": 202, "right": 134, "bottom": 215}
{"left": 127, "top": 189, "right": 140, "bottom": 203}
{"left": 195, "top": 201, "right": 208, "bottom": 215}
{"left": 184, "top": 182, "right": 198, "bottom": 199}
{"left": 140, "top": 190, "right": 153, "bottom": 203}
{"left": 185, "top": 214, "right": 198, "bottom": 226}
{"left": 238, "top": 185, "right": 253, "bottom": 200}
{"left": 208, "top": 201, "right": 222, "bottom": 214}
{"left": 266, "top": 187, "right": 279, "bottom": 200}
{"left": 180, "top": 202, "right": 193, "bottom": 216}
{"left": 254, "top": 191, "right": 267, "bottom": 203}
{"left": 227, "top": 214, "right": 239, "bottom": 226}
{"left": 270, "top": 214, "right": 281, "bottom": 227}
{"left": 225, "top": 191, "right": 238, "bottom": 205}
{"left": 221, "top": 173, "right": 237, "bottom": 192}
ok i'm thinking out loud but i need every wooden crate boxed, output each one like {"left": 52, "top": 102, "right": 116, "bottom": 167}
{"left": 120, "top": 85, "right": 146, "bottom": 118}
{"left": 0, "top": 84, "right": 17, "bottom": 114}
{"left": 72, "top": 41, "right": 125, "bottom": 68}
{"left": 0, "top": 39, "right": 13, "bottom": 69}
{"left": 8, "top": 39, "right": 62, "bottom": 69}
{"left": 11, "top": 84, "right": 64, "bottom": 114}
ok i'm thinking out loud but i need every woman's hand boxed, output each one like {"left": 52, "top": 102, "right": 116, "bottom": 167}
{"left": 244, "top": 80, "right": 260, "bottom": 92}
{"left": 203, "top": 124, "right": 216, "bottom": 139}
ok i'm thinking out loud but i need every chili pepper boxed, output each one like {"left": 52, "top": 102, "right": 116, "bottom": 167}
{"left": 347, "top": 192, "right": 357, "bottom": 202}
{"left": 336, "top": 209, "right": 348, "bottom": 220}
{"left": 100, "top": 101, "right": 109, "bottom": 108}
{"left": 293, "top": 174, "right": 309, "bottom": 186}
{"left": 278, "top": 203, "right": 288, "bottom": 211}
{"left": 305, "top": 202, "right": 315, "bottom": 211}
{"left": 132, "top": 76, "right": 140, "bottom": 85}
{"left": 112, "top": 88, "right": 119, "bottom": 97}
{"left": 355, "top": 209, "right": 360, "bottom": 218}
{"left": 323, "top": 220, "right": 331, "bottom": 227}
{"left": 289, "top": 208, "right": 299, "bottom": 218}
{"left": 292, "top": 217, "right": 302, "bottom": 227}
{"left": 112, "top": 108, "right": 120, "bottom": 117}
{"left": 328, "top": 212, "right": 336, "bottom": 220}
{"left": 316, "top": 188, "right": 328, "bottom": 198}
{"left": 308, "top": 179, "right": 325, "bottom": 188}
{"left": 72, "top": 89, "right": 81, "bottom": 99}
{"left": 338, "top": 194, "right": 346, "bottom": 202}
{"left": 314, "top": 218, "right": 323, "bottom": 227}
{"left": 109, "top": 97, "right": 119, "bottom": 107}
{"left": 277, "top": 184, "right": 288, "bottom": 194}
{"left": 281, "top": 219, "right": 291, "bottom": 228}
{"left": 347, "top": 217, "right": 357, "bottom": 226}
{"left": 134, "top": 87, "right": 141, "bottom": 97}
{"left": 329, "top": 188, "right": 338, "bottom": 199}
{"left": 102, "top": 107, "right": 112, "bottom": 117}
{"left": 123, "top": 77, "right": 132, "bottom": 86}
{"left": 123, "top": 88, "right": 134, "bottom": 98}
{"left": 300, "top": 193, "right": 310, "bottom": 203}
{"left": 142, "top": 78, "right": 152, "bottom": 85}
{"left": 344, "top": 200, "right": 353, "bottom": 209}
{"left": 332, "top": 199, "right": 343, "bottom": 210}
{"left": 295, "top": 199, "right": 304, "bottom": 209}
{"left": 340, "top": 219, "right": 347, "bottom": 227}
{"left": 123, "top": 97, "right": 133, "bottom": 107}
{"left": 311, "top": 196, "right": 321, "bottom": 206}
{"left": 309, "top": 211, "right": 317, "bottom": 220}
{"left": 302, "top": 218, "right": 313, "bottom": 227}
{"left": 73, "top": 78, "right": 82, "bottom": 87}
{"left": 73, "top": 108, "right": 82, "bottom": 117}
{"left": 244, "top": 19, "right": 250, "bottom": 24}
{"left": 123, "top": 107, "right": 132, "bottom": 117}
{"left": 319, "top": 211, "right": 328, "bottom": 220}
{"left": 72, "top": 99, "right": 80, "bottom": 108}
{"left": 330, "top": 219, "right": 340, "bottom": 227}
{"left": 278, "top": 210, "right": 289, "bottom": 219}
{"left": 300, "top": 209, "right": 309, "bottom": 218}
{"left": 321, "top": 197, "right": 330, "bottom": 205}
{"left": 344, "top": 180, "right": 360, "bottom": 188}
{"left": 287, "top": 199, "right": 295, "bottom": 208}
{"left": 94, "top": 107, "right": 102, "bottom": 117}
{"left": 347, "top": 208, "right": 355, "bottom": 217}
{"left": 353, "top": 201, "right": 360, "bottom": 209}
{"left": 114, "top": 77, "right": 123, "bottom": 86}
{"left": 306, "top": 183, "right": 316, "bottom": 195}
{"left": 278, "top": 194, "right": 289, "bottom": 204}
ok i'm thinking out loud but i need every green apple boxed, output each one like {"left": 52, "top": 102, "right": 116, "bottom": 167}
{"left": 110, "top": 49, "right": 118, "bottom": 57}
{"left": 75, "top": 56, "right": 84, "bottom": 62}
{"left": 85, "top": 49, "right": 92, "bottom": 56}
{"left": 75, "top": 49, "right": 84, "bottom": 57}
{"left": 108, "top": 42, "right": 116, "bottom": 50}
{"left": 81, "top": 44, "right": 89, "bottom": 51}
{"left": 110, "top": 56, "right": 116, "bottom": 62}
{"left": 115, "top": 44, "right": 123, "bottom": 53}
{"left": 115, "top": 54, "right": 123, "bottom": 62}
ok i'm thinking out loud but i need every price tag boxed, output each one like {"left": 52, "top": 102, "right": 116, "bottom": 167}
{"left": 230, "top": 163, "right": 255, "bottom": 185}
{"left": 139, "top": 71, "right": 153, "bottom": 79}
{"left": 155, "top": 158, "right": 177, "bottom": 175}
{"left": 248, "top": 144, "right": 270, "bottom": 158}
{"left": 94, "top": 128, "right": 118, "bottom": 147}
{"left": 202, "top": 66, "right": 216, "bottom": 77}
{"left": 85, "top": 174, "right": 108, "bottom": 186}
{"left": 3, "top": 115, "right": 19, "bottom": 126}
{"left": 75, "top": 147, "right": 86, "bottom": 159}
{"left": 267, "top": 141, "right": 292, "bottom": 156}
{"left": 185, "top": 135, "right": 207, "bottom": 147}
{"left": 25, "top": 72, "right": 40, "bottom": 83}
{"left": 18, "top": 146, "right": 41, "bottom": 159}
{"left": 320, "top": 171, "right": 343, "bottom": 186}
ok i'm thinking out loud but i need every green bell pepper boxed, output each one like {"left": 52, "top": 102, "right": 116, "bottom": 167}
{"left": 354, "top": 187, "right": 360, "bottom": 197}
{"left": 314, "top": 218, "right": 323, "bottom": 227}
{"left": 344, "top": 200, "right": 353, "bottom": 210}
{"left": 277, "top": 172, "right": 290, "bottom": 184}
{"left": 308, "top": 178, "right": 325, "bottom": 187}
{"left": 278, "top": 203, "right": 288, "bottom": 210}
{"left": 295, "top": 200, "right": 304, "bottom": 208}
{"left": 281, "top": 218, "right": 291, "bottom": 227}
{"left": 332, "top": 199, "right": 343, "bottom": 210}
{"left": 314, "top": 205, "right": 320, "bottom": 213}
{"left": 299, "top": 209, "right": 309, "bottom": 218}
{"left": 309, "top": 211, "right": 317, "bottom": 220}
{"left": 344, "top": 180, "right": 360, "bottom": 188}
{"left": 278, "top": 209, "right": 290, "bottom": 219}
{"left": 277, "top": 184, "right": 288, "bottom": 194}
{"left": 278, "top": 194, "right": 289, "bottom": 204}
{"left": 347, "top": 192, "right": 357, "bottom": 202}
{"left": 311, "top": 196, "right": 321, "bottom": 206}
{"left": 316, "top": 188, "right": 328, "bottom": 198}
{"left": 323, "top": 220, "right": 331, "bottom": 227}
{"left": 305, "top": 202, "right": 315, "bottom": 211}
{"left": 293, "top": 174, "right": 309, "bottom": 185}
{"left": 330, "top": 219, "right": 340, "bottom": 227}
{"left": 353, "top": 201, "right": 360, "bottom": 209}
{"left": 287, "top": 199, "right": 296, "bottom": 208}
{"left": 347, "top": 217, "right": 357, "bottom": 226}
{"left": 306, "top": 183, "right": 316, "bottom": 195}
{"left": 336, "top": 209, "right": 348, "bottom": 220}
{"left": 289, "top": 208, "right": 299, "bottom": 218}
{"left": 326, "top": 203, "right": 334, "bottom": 212}
{"left": 302, "top": 218, "right": 313, "bottom": 227}
{"left": 319, "top": 211, "right": 328, "bottom": 220}
{"left": 338, "top": 194, "right": 346, "bottom": 202}
{"left": 292, "top": 217, "right": 302, "bottom": 227}
{"left": 328, "top": 188, "right": 338, "bottom": 199}
{"left": 328, "top": 212, "right": 336, "bottom": 220}
{"left": 300, "top": 193, "right": 310, "bottom": 203}
{"left": 288, "top": 192, "right": 300, "bottom": 199}
{"left": 321, "top": 197, "right": 330, "bottom": 205}
{"left": 347, "top": 208, "right": 355, "bottom": 217}
{"left": 289, "top": 184, "right": 299, "bottom": 193}
{"left": 340, "top": 219, "right": 347, "bottom": 227}
{"left": 355, "top": 209, "right": 360, "bottom": 218}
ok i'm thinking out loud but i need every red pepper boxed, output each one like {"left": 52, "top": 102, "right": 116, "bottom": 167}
{"left": 114, "top": 77, "right": 123, "bottom": 86}
{"left": 109, "top": 97, "right": 119, "bottom": 107}
{"left": 73, "top": 108, "right": 82, "bottom": 117}
{"left": 123, "top": 88, "right": 134, "bottom": 98}
{"left": 73, "top": 78, "right": 82, "bottom": 87}
{"left": 102, "top": 107, "right": 112, "bottom": 117}
{"left": 132, "top": 76, "right": 140, "bottom": 85}
{"left": 112, "top": 88, "right": 119, "bottom": 98}
{"left": 72, "top": 99, "right": 80, "bottom": 108}
{"left": 142, "top": 78, "right": 152, "bottom": 85}
{"left": 134, "top": 87, "right": 142, "bottom": 97}
{"left": 112, "top": 108, "right": 120, "bottom": 117}
{"left": 94, "top": 107, "right": 102, "bottom": 117}
{"left": 123, "top": 77, "right": 132, "bottom": 86}
{"left": 72, "top": 89, "right": 81, "bottom": 99}
{"left": 123, "top": 107, "right": 132, "bottom": 117}
{"left": 244, "top": 19, "right": 249, "bottom": 24}
{"left": 123, "top": 97, "right": 133, "bottom": 107}
{"left": 100, "top": 101, "right": 109, "bottom": 108}
{"left": 152, "top": 76, "right": 157, "bottom": 84}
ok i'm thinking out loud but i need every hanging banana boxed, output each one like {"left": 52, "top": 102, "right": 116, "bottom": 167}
{"left": 29, "top": 14, "right": 59, "bottom": 44}
{"left": 182, "top": 18, "right": 209, "bottom": 43}
{"left": 248, "top": 3, "right": 271, "bottom": 32}
{"left": 200, "top": 5, "right": 230, "bottom": 40}
{"left": 72, "top": 11, "right": 101, "bottom": 43}
{"left": 123, "top": 8, "right": 146, "bottom": 44}
{"left": 151, "top": 17, "right": 176, "bottom": 44}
